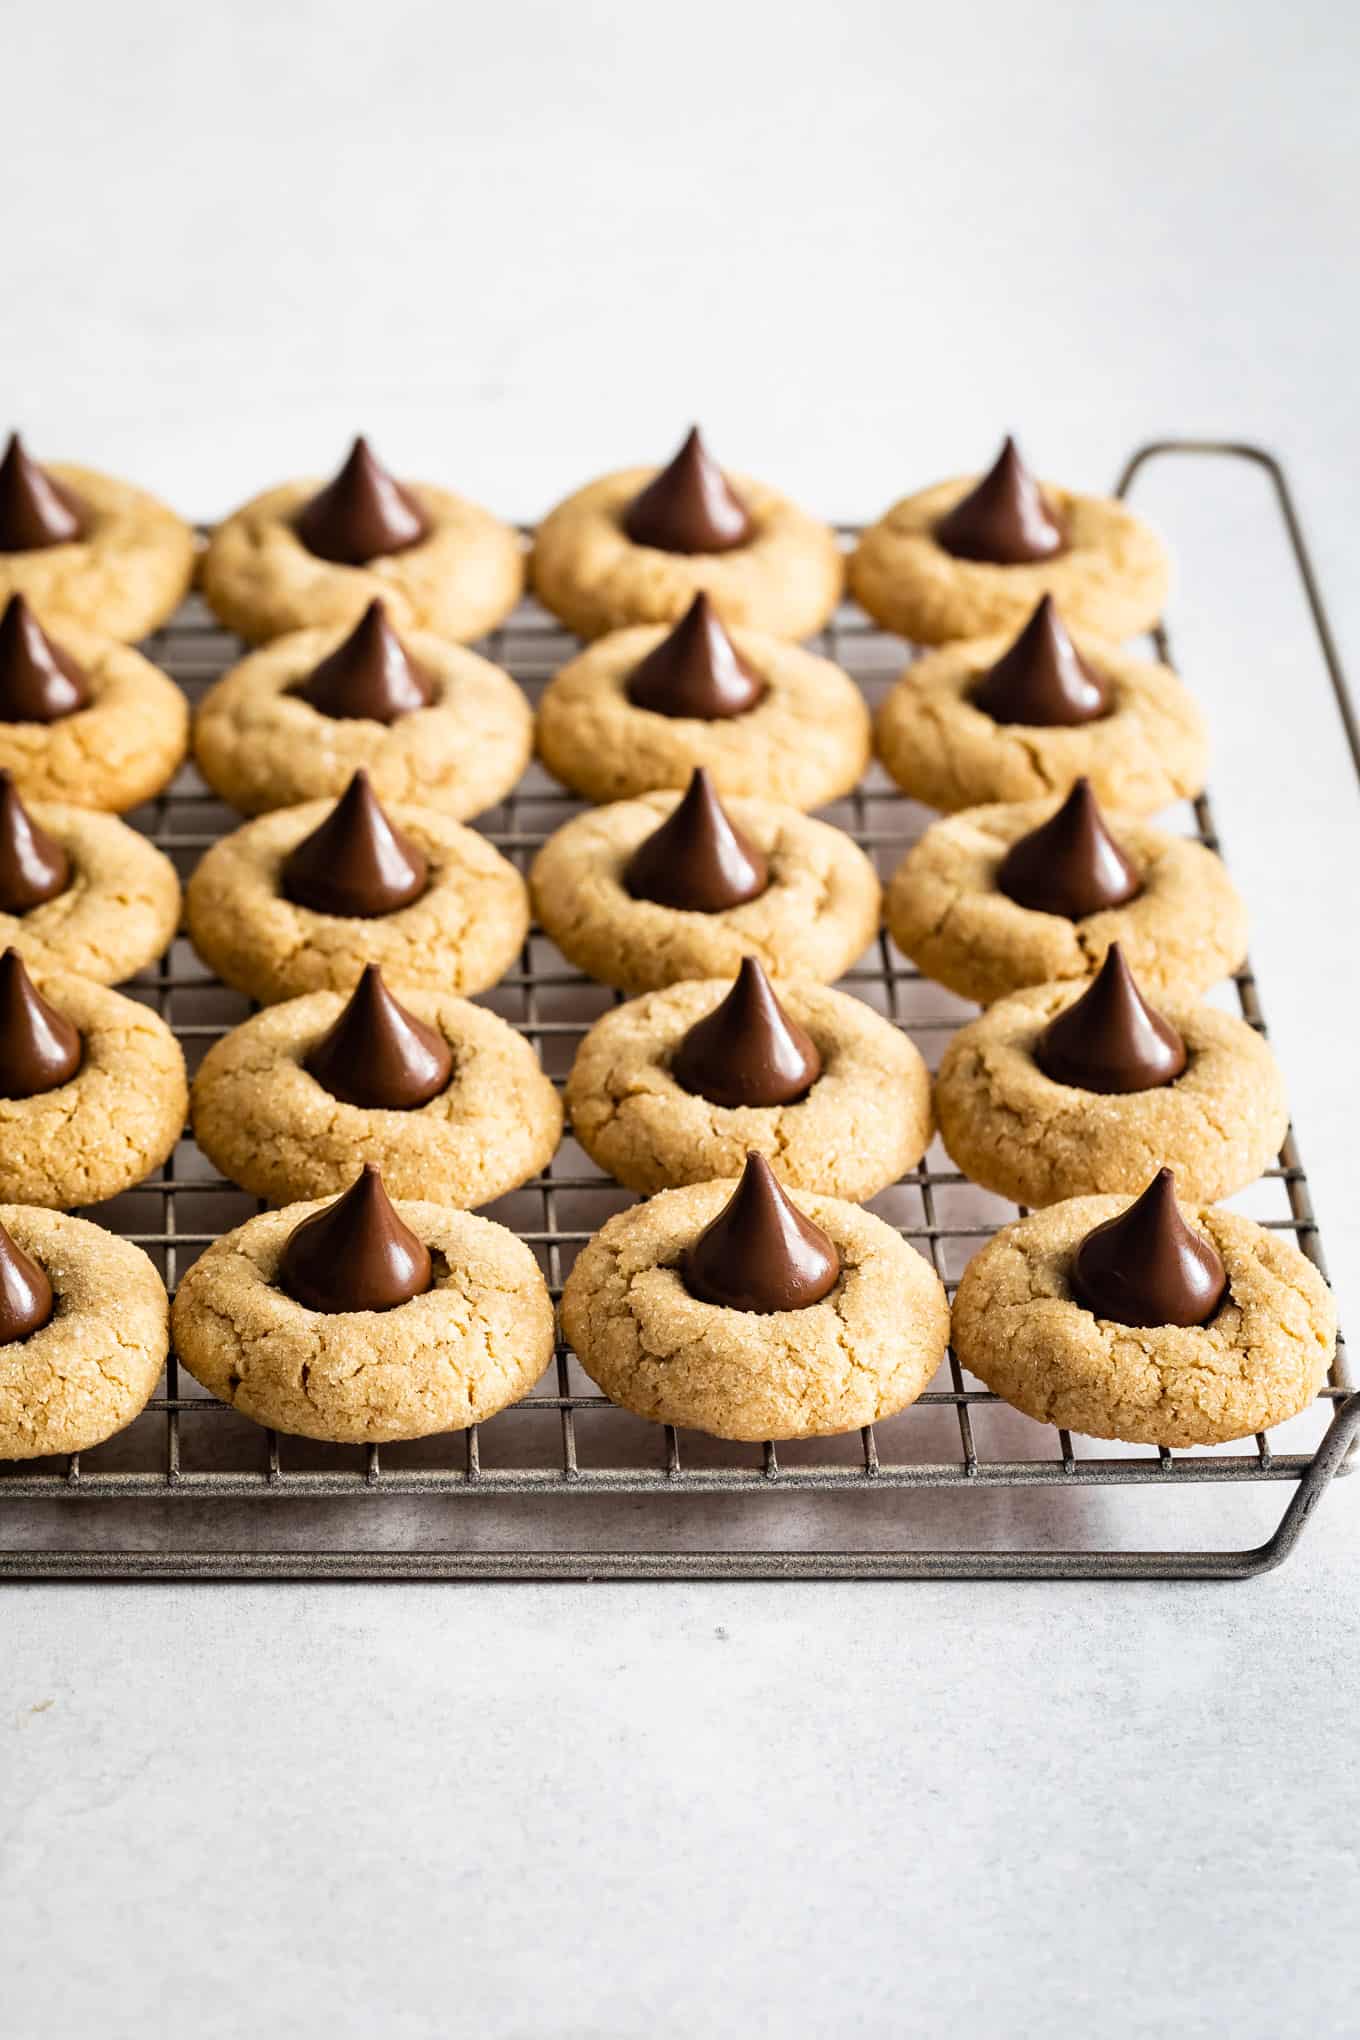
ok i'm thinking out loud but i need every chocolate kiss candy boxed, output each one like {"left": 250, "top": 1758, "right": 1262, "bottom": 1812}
{"left": 622, "top": 766, "right": 768, "bottom": 913}
{"left": 1036, "top": 942, "right": 1186, "bottom": 1094}
{"left": 305, "top": 963, "right": 452, "bottom": 1109}
{"left": 0, "top": 770, "right": 70, "bottom": 912}
{"left": 277, "top": 1163, "right": 433, "bottom": 1313}
{"left": 280, "top": 769, "right": 428, "bottom": 919}
{"left": 971, "top": 595, "right": 1111, "bottom": 727}
{"left": 0, "top": 947, "right": 81, "bottom": 1098}
{"left": 0, "top": 434, "right": 88, "bottom": 552}
{"left": 626, "top": 593, "right": 765, "bottom": 721}
{"left": 935, "top": 436, "right": 1065, "bottom": 566}
{"left": 0, "top": 595, "right": 91, "bottom": 723}
{"left": 1072, "top": 1167, "right": 1226, "bottom": 1329}
{"left": 671, "top": 956, "right": 822, "bottom": 1108}
{"left": 0, "top": 1220, "right": 53, "bottom": 1341}
{"left": 294, "top": 436, "right": 430, "bottom": 567}
{"left": 623, "top": 427, "right": 753, "bottom": 555}
{"left": 997, "top": 777, "right": 1142, "bottom": 921}
{"left": 683, "top": 1151, "right": 840, "bottom": 1313}
{"left": 299, "top": 599, "right": 435, "bottom": 723}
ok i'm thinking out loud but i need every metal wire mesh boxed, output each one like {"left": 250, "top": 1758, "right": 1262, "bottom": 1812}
{"left": 0, "top": 442, "right": 1353, "bottom": 1579}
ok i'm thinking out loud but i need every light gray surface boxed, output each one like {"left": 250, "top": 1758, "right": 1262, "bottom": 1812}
{"left": 4, "top": 2, "right": 1360, "bottom": 2034}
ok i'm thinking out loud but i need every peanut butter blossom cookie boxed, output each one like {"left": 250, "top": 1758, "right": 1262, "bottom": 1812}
{"left": 200, "top": 435, "right": 524, "bottom": 645}
{"left": 565, "top": 957, "right": 931, "bottom": 1198}
{"left": 172, "top": 1164, "right": 554, "bottom": 1444}
{"left": 191, "top": 963, "right": 562, "bottom": 1207}
{"left": 535, "top": 593, "right": 870, "bottom": 808}
{"left": 561, "top": 1152, "right": 950, "bottom": 1441}
{"left": 185, "top": 768, "right": 529, "bottom": 1004}
{"left": 874, "top": 595, "right": 1208, "bottom": 814}
{"left": 0, "top": 1205, "right": 168, "bottom": 1459}
{"left": 531, "top": 426, "right": 844, "bottom": 640}
{"left": 0, "top": 771, "right": 178, "bottom": 985}
{"left": 0, "top": 433, "right": 194, "bottom": 643}
{"left": 935, "top": 944, "right": 1288, "bottom": 1205}
{"left": 0, "top": 594, "right": 189, "bottom": 811}
{"left": 886, "top": 778, "right": 1247, "bottom": 1005}
{"left": 0, "top": 950, "right": 186, "bottom": 1206}
{"left": 530, "top": 767, "right": 881, "bottom": 992}
{"left": 850, "top": 437, "right": 1169, "bottom": 645}
{"left": 952, "top": 1169, "right": 1337, "bottom": 1446}
{"left": 192, "top": 598, "right": 532, "bottom": 817}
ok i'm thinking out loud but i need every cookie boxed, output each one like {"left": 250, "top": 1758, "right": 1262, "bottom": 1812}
{"left": 0, "top": 788, "right": 180, "bottom": 984}
{"left": 191, "top": 975, "right": 562, "bottom": 1206}
{"left": 192, "top": 607, "right": 532, "bottom": 817}
{"left": 531, "top": 428, "right": 843, "bottom": 640}
{"left": 0, "top": 436, "right": 195, "bottom": 643}
{"left": 886, "top": 791, "right": 1247, "bottom": 1005}
{"left": 0, "top": 960, "right": 187, "bottom": 1207}
{"left": 184, "top": 783, "right": 529, "bottom": 1004}
{"left": 935, "top": 972, "right": 1288, "bottom": 1206}
{"left": 0, "top": 1205, "right": 169, "bottom": 1459}
{"left": 535, "top": 605, "right": 870, "bottom": 809}
{"left": 200, "top": 436, "right": 524, "bottom": 645}
{"left": 0, "top": 600, "right": 189, "bottom": 811}
{"left": 952, "top": 1191, "right": 1337, "bottom": 1446}
{"left": 172, "top": 1189, "right": 555, "bottom": 1444}
{"left": 530, "top": 778, "right": 881, "bottom": 992}
{"left": 850, "top": 439, "right": 1169, "bottom": 645}
{"left": 565, "top": 970, "right": 931, "bottom": 1198}
{"left": 874, "top": 617, "right": 1208, "bottom": 815}
{"left": 560, "top": 1169, "right": 951, "bottom": 1441}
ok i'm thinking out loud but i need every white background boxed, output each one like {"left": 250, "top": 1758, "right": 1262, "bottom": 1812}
{"left": 4, "top": 4, "right": 1360, "bottom": 2035}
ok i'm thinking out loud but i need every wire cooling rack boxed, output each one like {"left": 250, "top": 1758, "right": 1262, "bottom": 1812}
{"left": 0, "top": 439, "right": 1355, "bottom": 1582}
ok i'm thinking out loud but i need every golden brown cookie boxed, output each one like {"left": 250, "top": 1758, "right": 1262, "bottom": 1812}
{"left": 0, "top": 1206, "right": 169, "bottom": 1458}
{"left": 192, "top": 618, "right": 531, "bottom": 818}
{"left": 0, "top": 451, "right": 195, "bottom": 642}
{"left": 935, "top": 979, "right": 1287, "bottom": 1205}
{"left": 0, "top": 802, "right": 180, "bottom": 984}
{"left": 952, "top": 1194, "right": 1336, "bottom": 1445}
{"left": 184, "top": 795, "right": 529, "bottom": 1005}
{"left": 851, "top": 470, "right": 1168, "bottom": 645}
{"left": 531, "top": 462, "right": 843, "bottom": 640}
{"left": 172, "top": 1197, "right": 554, "bottom": 1444}
{"left": 191, "top": 983, "right": 562, "bottom": 1206}
{"left": 201, "top": 452, "right": 524, "bottom": 645}
{"left": 0, "top": 617, "right": 189, "bottom": 812}
{"left": 561, "top": 1177, "right": 950, "bottom": 1440}
{"left": 886, "top": 798, "right": 1246, "bottom": 1005}
{"left": 565, "top": 975, "right": 931, "bottom": 1198}
{"left": 535, "top": 618, "right": 870, "bottom": 808}
{"left": 874, "top": 630, "right": 1207, "bottom": 815}
{"left": 530, "top": 787, "right": 881, "bottom": 992}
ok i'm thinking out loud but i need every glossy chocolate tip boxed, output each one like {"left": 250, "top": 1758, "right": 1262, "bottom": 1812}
{"left": 971, "top": 595, "right": 1111, "bottom": 727}
{"left": 0, "top": 769, "right": 71, "bottom": 913}
{"left": 622, "top": 766, "right": 768, "bottom": 913}
{"left": 625, "top": 593, "right": 766, "bottom": 721}
{"left": 305, "top": 963, "right": 453, "bottom": 1110}
{"left": 0, "top": 946, "right": 82, "bottom": 1099}
{"left": 0, "top": 1218, "right": 54, "bottom": 1343}
{"left": 1035, "top": 943, "right": 1187, "bottom": 1094}
{"left": 1072, "top": 1167, "right": 1227, "bottom": 1329}
{"left": 670, "top": 956, "right": 822, "bottom": 1108}
{"left": 277, "top": 1163, "right": 434, "bottom": 1314}
{"left": 294, "top": 435, "right": 430, "bottom": 567}
{"left": 934, "top": 435, "right": 1066, "bottom": 566}
{"left": 280, "top": 768, "right": 428, "bottom": 919}
{"left": 997, "top": 777, "right": 1142, "bottom": 921}
{"left": 299, "top": 600, "right": 436, "bottom": 724}
{"left": 0, "top": 434, "right": 88, "bottom": 552}
{"left": 0, "top": 594, "right": 91, "bottom": 724}
{"left": 682, "top": 1152, "right": 840, "bottom": 1314}
{"left": 623, "top": 426, "right": 753, "bottom": 555}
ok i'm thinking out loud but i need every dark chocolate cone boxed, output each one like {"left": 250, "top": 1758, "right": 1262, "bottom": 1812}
{"left": 299, "top": 601, "right": 435, "bottom": 723}
{"left": 1072, "top": 1167, "right": 1226, "bottom": 1329}
{"left": 623, "top": 767, "right": 767, "bottom": 913}
{"left": 1036, "top": 944, "right": 1186, "bottom": 1094}
{"left": 971, "top": 596, "right": 1110, "bottom": 727}
{"left": 670, "top": 956, "right": 821, "bottom": 1107}
{"left": 305, "top": 964, "right": 452, "bottom": 1109}
{"left": 623, "top": 427, "right": 753, "bottom": 555}
{"left": 280, "top": 770, "right": 428, "bottom": 918}
{"left": 626, "top": 594, "right": 764, "bottom": 720}
{"left": 0, "top": 947, "right": 81, "bottom": 1098}
{"left": 294, "top": 436, "right": 430, "bottom": 566}
{"left": 997, "top": 778, "right": 1141, "bottom": 920}
{"left": 0, "top": 434, "right": 88, "bottom": 551}
{"left": 0, "top": 771, "right": 70, "bottom": 912}
{"left": 0, "top": 596, "right": 91, "bottom": 723}
{"left": 935, "top": 437, "right": 1065, "bottom": 565}
{"left": 683, "top": 1152, "right": 840, "bottom": 1313}
{"left": 277, "top": 1164, "right": 433, "bottom": 1313}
